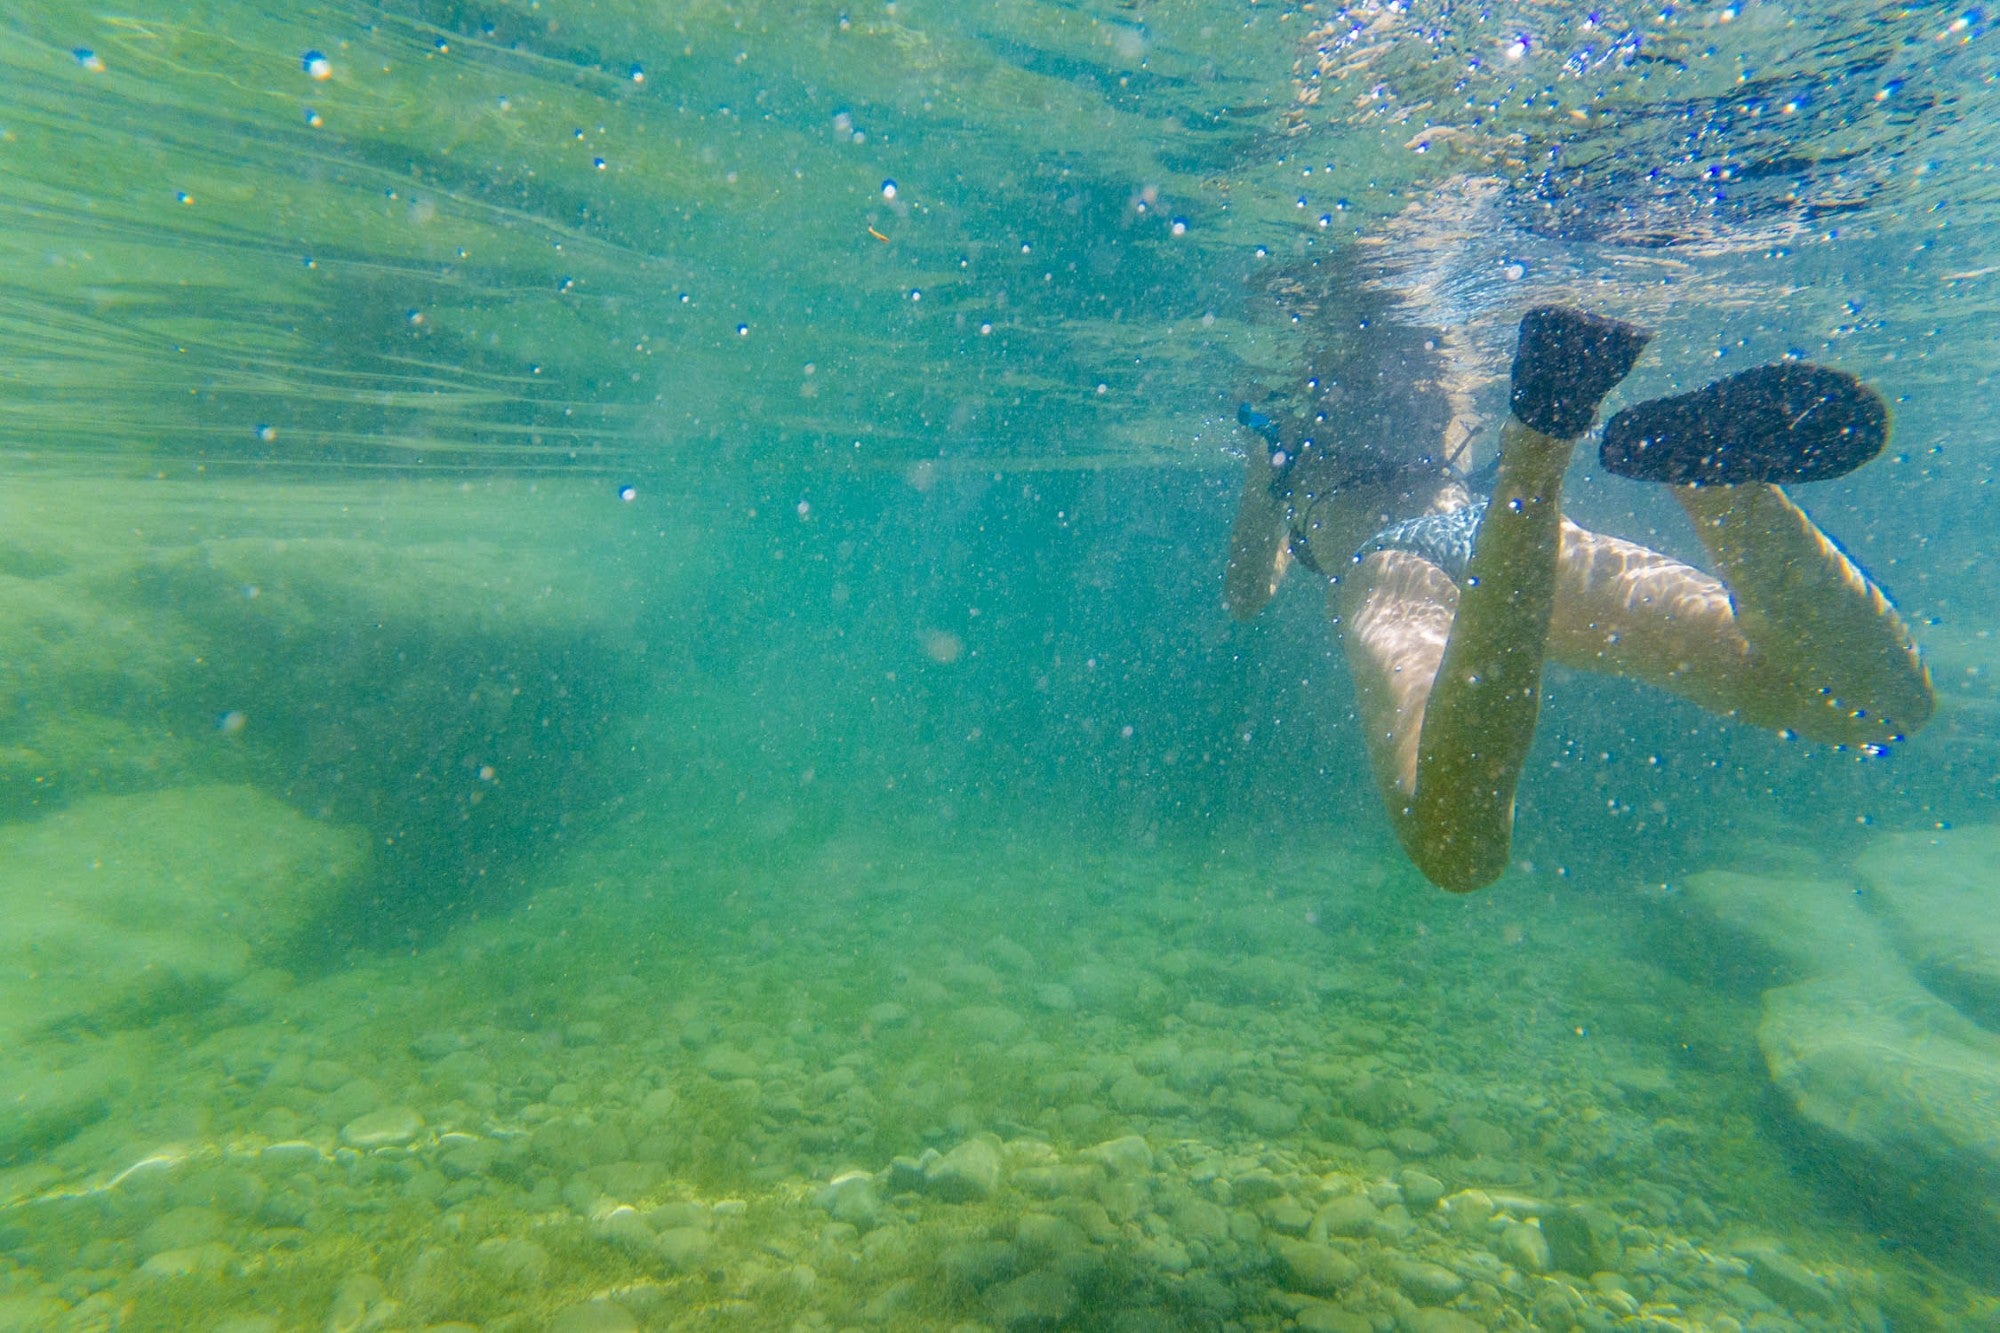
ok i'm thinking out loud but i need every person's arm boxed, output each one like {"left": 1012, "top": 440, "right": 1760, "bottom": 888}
{"left": 1224, "top": 437, "right": 1291, "bottom": 620}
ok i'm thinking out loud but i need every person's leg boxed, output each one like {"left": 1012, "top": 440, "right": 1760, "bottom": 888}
{"left": 1338, "top": 309, "right": 1650, "bottom": 892}
{"left": 1554, "top": 357, "right": 1932, "bottom": 747}
{"left": 1670, "top": 482, "right": 1931, "bottom": 746}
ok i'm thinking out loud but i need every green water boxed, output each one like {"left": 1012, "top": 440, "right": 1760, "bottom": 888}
{"left": 3, "top": 1, "right": 1999, "bottom": 1330}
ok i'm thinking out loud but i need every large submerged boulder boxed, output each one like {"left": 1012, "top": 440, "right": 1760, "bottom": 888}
{"left": 1685, "top": 839, "right": 2000, "bottom": 1267}
{"left": 1854, "top": 825, "right": 2000, "bottom": 1029}
{"left": 0, "top": 785, "right": 364, "bottom": 1161}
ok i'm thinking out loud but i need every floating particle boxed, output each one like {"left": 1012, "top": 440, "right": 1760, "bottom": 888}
{"left": 302, "top": 50, "right": 332, "bottom": 80}
{"left": 74, "top": 49, "right": 105, "bottom": 72}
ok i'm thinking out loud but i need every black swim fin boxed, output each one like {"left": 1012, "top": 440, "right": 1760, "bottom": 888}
{"left": 1600, "top": 362, "right": 1887, "bottom": 486}
{"left": 1509, "top": 307, "right": 1653, "bottom": 440}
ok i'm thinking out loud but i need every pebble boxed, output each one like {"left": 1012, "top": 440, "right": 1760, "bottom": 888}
{"left": 985, "top": 1268, "right": 1077, "bottom": 1330}
{"left": 549, "top": 1300, "right": 639, "bottom": 1333}
{"left": 1265, "top": 1196, "right": 1313, "bottom": 1235}
{"left": 1497, "top": 1220, "right": 1552, "bottom": 1273}
{"left": 656, "top": 1225, "right": 714, "bottom": 1271}
{"left": 472, "top": 1237, "right": 549, "bottom": 1287}
{"left": 1543, "top": 1203, "right": 1620, "bottom": 1276}
{"left": 1391, "top": 1257, "right": 1466, "bottom": 1305}
{"left": 942, "top": 1239, "right": 1015, "bottom": 1291}
{"left": 954, "top": 1004, "right": 1026, "bottom": 1043}
{"left": 701, "top": 1046, "right": 762, "bottom": 1080}
{"left": 1032, "top": 984, "right": 1076, "bottom": 1011}
{"left": 1386, "top": 1126, "right": 1438, "bottom": 1156}
{"left": 1314, "top": 1193, "right": 1377, "bottom": 1239}
{"left": 1404, "top": 1312, "right": 1484, "bottom": 1333}
{"left": 338, "top": 1106, "right": 423, "bottom": 1148}
{"left": 926, "top": 1137, "right": 1002, "bottom": 1202}
{"left": 1399, "top": 1168, "right": 1445, "bottom": 1211}
{"left": 1295, "top": 1305, "right": 1372, "bottom": 1333}
{"left": 1013, "top": 1163, "right": 1102, "bottom": 1198}
{"left": 1270, "top": 1238, "right": 1361, "bottom": 1295}
{"left": 1012, "top": 1212, "right": 1088, "bottom": 1265}
{"left": 1746, "top": 1249, "right": 1836, "bottom": 1313}
{"left": 1080, "top": 1134, "right": 1153, "bottom": 1176}
{"left": 814, "top": 1172, "right": 881, "bottom": 1229}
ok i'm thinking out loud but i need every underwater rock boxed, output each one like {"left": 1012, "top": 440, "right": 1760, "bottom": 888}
{"left": 1398, "top": 1169, "right": 1446, "bottom": 1211}
{"left": 1542, "top": 1203, "right": 1621, "bottom": 1277}
{"left": 471, "top": 1237, "right": 549, "bottom": 1288}
{"left": 0, "top": 786, "right": 362, "bottom": 1161}
{"left": 700, "top": 1045, "right": 763, "bottom": 1081}
{"left": 1855, "top": 825, "right": 2000, "bottom": 1028}
{"left": 942, "top": 1239, "right": 1016, "bottom": 1292}
{"left": 1313, "top": 1194, "right": 1378, "bottom": 1240}
{"left": 339, "top": 1106, "right": 424, "bottom": 1148}
{"left": 1743, "top": 1246, "right": 1837, "bottom": 1314}
{"left": 1295, "top": 1305, "right": 1372, "bottom": 1333}
{"left": 1079, "top": 1134, "right": 1151, "bottom": 1176}
{"left": 0, "top": 787, "right": 361, "bottom": 1051}
{"left": 984, "top": 1268, "right": 1077, "bottom": 1330}
{"left": 548, "top": 1300, "right": 640, "bottom": 1333}
{"left": 1230, "top": 1090, "right": 1301, "bottom": 1136}
{"left": 813, "top": 1171, "right": 881, "bottom": 1229}
{"left": 1013, "top": 1212, "right": 1090, "bottom": 1267}
{"left": 1270, "top": 1238, "right": 1361, "bottom": 1295}
{"left": 954, "top": 1004, "right": 1027, "bottom": 1044}
{"left": 1391, "top": 1258, "right": 1467, "bottom": 1305}
{"left": 654, "top": 1225, "right": 715, "bottom": 1272}
{"left": 1686, "top": 868, "right": 2000, "bottom": 1265}
{"left": 1496, "top": 1220, "right": 1552, "bottom": 1274}
{"left": 926, "top": 1137, "right": 1002, "bottom": 1202}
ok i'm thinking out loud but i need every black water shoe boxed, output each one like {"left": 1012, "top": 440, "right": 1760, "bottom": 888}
{"left": 1600, "top": 362, "right": 1887, "bottom": 485}
{"left": 1509, "top": 306, "right": 1653, "bottom": 440}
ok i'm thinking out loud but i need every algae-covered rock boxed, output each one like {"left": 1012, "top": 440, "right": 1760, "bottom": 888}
{"left": 0, "top": 785, "right": 362, "bottom": 1160}
{"left": 0, "top": 785, "right": 362, "bottom": 1049}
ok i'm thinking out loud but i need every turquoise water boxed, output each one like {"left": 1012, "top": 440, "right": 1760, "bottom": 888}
{"left": 2, "top": 2, "right": 1998, "bottom": 1330}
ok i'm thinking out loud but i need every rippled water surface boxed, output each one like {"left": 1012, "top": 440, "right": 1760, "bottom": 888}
{"left": 2, "top": 1, "right": 1997, "bottom": 1330}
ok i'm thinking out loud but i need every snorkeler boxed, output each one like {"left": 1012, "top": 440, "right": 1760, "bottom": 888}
{"left": 1226, "top": 307, "right": 1933, "bottom": 893}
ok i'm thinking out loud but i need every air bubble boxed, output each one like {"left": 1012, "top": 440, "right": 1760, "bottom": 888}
{"left": 618, "top": 484, "right": 638, "bottom": 502}
{"left": 74, "top": 49, "right": 105, "bottom": 72}
{"left": 302, "top": 50, "right": 332, "bottom": 80}
{"left": 881, "top": 179, "right": 898, "bottom": 199}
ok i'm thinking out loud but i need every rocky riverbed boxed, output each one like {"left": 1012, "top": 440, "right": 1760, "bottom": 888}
{"left": 3, "top": 811, "right": 1997, "bottom": 1332}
